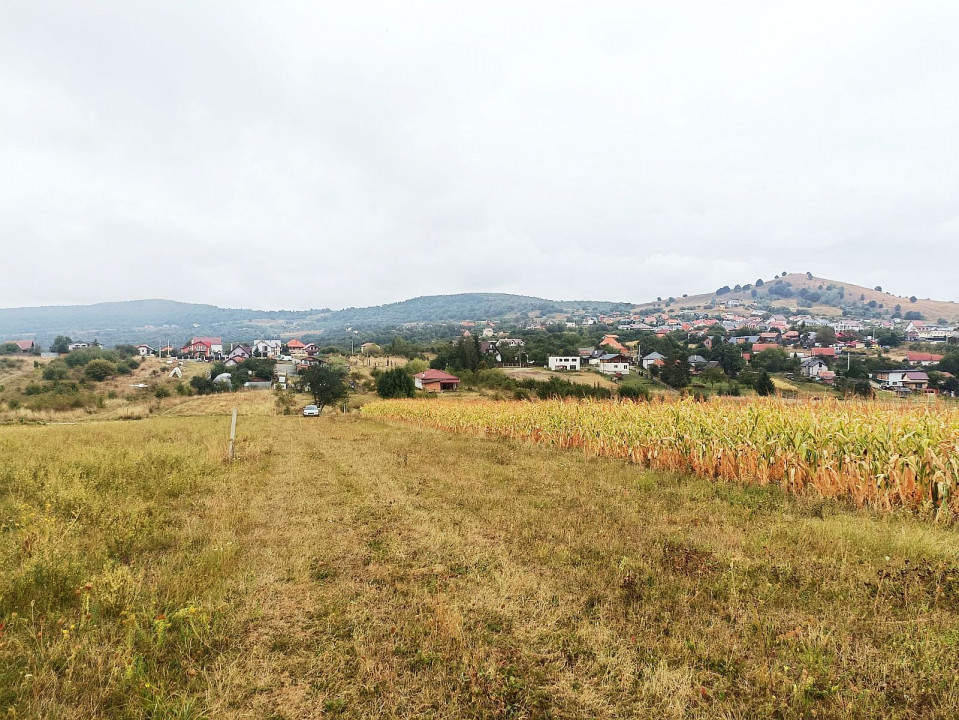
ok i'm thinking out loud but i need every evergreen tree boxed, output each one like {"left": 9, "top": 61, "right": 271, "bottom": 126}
{"left": 376, "top": 368, "right": 416, "bottom": 398}
{"left": 755, "top": 369, "right": 775, "bottom": 396}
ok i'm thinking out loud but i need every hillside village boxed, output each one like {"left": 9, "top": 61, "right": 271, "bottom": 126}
{"left": 3, "top": 293, "right": 958, "bottom": 401}
{"left": 2, "top": 274, "right": 958, "bottom": 401}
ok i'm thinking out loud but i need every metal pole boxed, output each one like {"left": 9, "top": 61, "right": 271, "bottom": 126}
{"left": 228, "top": 408, "right": 237, "bottom": 461}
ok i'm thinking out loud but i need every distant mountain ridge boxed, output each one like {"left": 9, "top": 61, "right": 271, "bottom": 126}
{"left": 2, "top": 276, "right": 955, "bottom": 347}
{"left": 0, "top": 294, "right": 628, "bottom": 346}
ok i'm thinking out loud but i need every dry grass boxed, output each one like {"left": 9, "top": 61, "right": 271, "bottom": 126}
{"left": 2, "top": 394, "right": 959, "bottom": 718}
{"left": 501, "top": 366, "right": 621, "bottom": 389}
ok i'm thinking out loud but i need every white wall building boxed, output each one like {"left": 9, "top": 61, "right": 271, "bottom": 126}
{"left": 548, "top": 356, "right": 581, "bottom": 371}
{"left": 598, "top": 353, "right": 630, "bottom": 375}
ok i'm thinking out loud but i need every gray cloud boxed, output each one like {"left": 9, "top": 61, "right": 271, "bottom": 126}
{"left": 2, "top": 1, "right": 957, "bottom": 309}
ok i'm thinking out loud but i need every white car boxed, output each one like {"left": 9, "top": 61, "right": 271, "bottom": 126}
{"left": 303, "top": 404, "right": 320, "bottom": 417}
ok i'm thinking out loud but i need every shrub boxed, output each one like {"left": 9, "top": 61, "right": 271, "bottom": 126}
{"left": 619, "top": 384, "right": 650, "bottom": 402}
{"left": 376, "top": 368, "right": 416, "bottom": 399}
{"left": 42, "top": 361, "right": 70, "bottom": 381}
{"left": 84, "top": 359, "right": 116, "bottom": 381}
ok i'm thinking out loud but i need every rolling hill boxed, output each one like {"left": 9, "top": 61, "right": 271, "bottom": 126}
{"left": 1, "top": 275, "right": 956, "bottom": 348}
{"left": 634, "top": 273, "right": 959, "bottom": 324}
{"left": 0, "top": 294, "right": 629, "bottom": 347}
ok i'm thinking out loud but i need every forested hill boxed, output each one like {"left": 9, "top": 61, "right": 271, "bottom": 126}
{"left": 326, "top": 293, "right": 625, "bottom": 328}
{"left": 0, "top": 294, "right": 629, "bottom": 346}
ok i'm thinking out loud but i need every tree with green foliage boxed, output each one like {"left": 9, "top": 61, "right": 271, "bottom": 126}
{"left": 51, "top": 336, "right": 73, "bottom": 354}
{"left": 660, "top": 354, "right": 691, "bottom": 389}
{"left": 376, "top": 367, "right": 416, "bottom": 398}
{"left": 700, "top": 366, "right": 727, "bottom": 386}
{"left": 754, "top": 369, "right": 775, "bottom": 396}
{"left": 301, "top": 363, "right": 349, "bottom": 412}
{"left": 810, "top": 326, "right": 836, "bottom": 346}
{"left": 431, "top": 336, "right": 484, "bottom": 372}
{"left": 0, "top": 342, "right": 21, "bottom": 355}
{"left": 709, "top": 343, "right": 745, "bottom": 377}
{"left": 751, "top": 348, "right": 792, "bottom": 373}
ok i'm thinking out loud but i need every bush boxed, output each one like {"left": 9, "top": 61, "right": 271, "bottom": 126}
{"left": 154, "top": 385, "right": 171, "bottom": 399}
{"left": 189, "top": 376, "right": 217, "bottom": 395}
{"left": 376, "top": 368, "right": 416, "bottom": 399}
{"left": 42, "top": 361, "right": 69, "bottom": 382}
{"left": 65, "top": 348, "right": 115, "bottom": 368}
{"left": 618, "top": 384, "right": 650, "bottom": 402}
{"left": 84, "top": 359, "right": 116, "bottom": 381}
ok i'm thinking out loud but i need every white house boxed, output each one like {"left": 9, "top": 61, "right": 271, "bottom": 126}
{"left": 642, "top": 351, "right": 665, "bottom": 370}
{"left": 548, "top": 356, "right": 581, "bottom": 371}
{"left": 799, "top": 357, "right": 828, "bottom": 378}
{"left": 135, "top": 344, "right": 155, "bottom": 357}
{"left": 253, "top": 339, "right": 282, "bottom": 357}
{"left": 598, "top": 353, "right": 630, "bottom": 376}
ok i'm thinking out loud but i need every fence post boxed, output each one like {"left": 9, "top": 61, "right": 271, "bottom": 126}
{"left": 228, "top": 407, "right": 237, "bottom": 461}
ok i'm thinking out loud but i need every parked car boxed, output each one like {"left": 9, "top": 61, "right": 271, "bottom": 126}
{"left": 303, "top": 404, "right": 319, "bottom": 416}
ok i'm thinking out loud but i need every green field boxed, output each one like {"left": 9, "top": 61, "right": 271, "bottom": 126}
{"left": 2, "top": 393, "right": 958, "bottom": 718}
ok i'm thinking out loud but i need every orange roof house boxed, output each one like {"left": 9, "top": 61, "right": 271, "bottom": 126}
{"left": 599, "top": 335, "right": 627, "bottom": 353}
{"left": 414, "top": 369, "right": 461, "bottom": 392}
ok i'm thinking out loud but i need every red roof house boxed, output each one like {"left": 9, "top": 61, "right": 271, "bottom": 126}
{"left": 810, "top": 347, "right": 837, "bottom": 357}
{"left": 181, "top": 337, "right": 223, "bottom": 359}
{"left": 906, "top": 352, "right": 943, "bottom": 365}
{"left": 414, "top": 369, "right": 461, "bottom": 392}
{"left": 599, "top": 335, "right": 628, "bottom": 353}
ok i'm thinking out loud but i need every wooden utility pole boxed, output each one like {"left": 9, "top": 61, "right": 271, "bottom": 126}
{"left": 228, "top": 408, "right": 238, "bottom": 461}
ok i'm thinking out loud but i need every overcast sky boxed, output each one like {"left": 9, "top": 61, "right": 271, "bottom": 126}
{"left": 2, "top": 2, "right": 957, "bottom": 310}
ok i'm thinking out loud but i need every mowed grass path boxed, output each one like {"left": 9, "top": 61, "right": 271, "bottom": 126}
{"left": 2, "top": 398, "right": 959, "bottom": 718}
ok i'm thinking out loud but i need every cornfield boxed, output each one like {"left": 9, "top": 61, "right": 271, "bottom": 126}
{"left": 362, "top": 398, "right": 959, "bottom": 516}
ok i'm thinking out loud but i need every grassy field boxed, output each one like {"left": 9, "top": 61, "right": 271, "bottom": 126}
{"left": 2, "top": 393, "right": 959, "bottom": 718}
